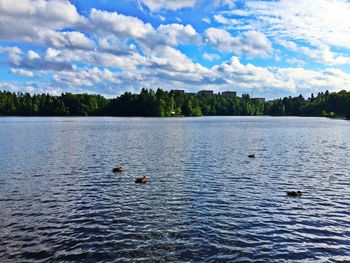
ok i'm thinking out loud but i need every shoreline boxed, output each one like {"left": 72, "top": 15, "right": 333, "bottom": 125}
{"left": 0, "top": 115, "right": 348, "bottom": 120}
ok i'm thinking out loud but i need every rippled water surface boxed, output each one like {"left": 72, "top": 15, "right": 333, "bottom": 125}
{"left": 1, "top": 116, "right": 350, "bottom": 262}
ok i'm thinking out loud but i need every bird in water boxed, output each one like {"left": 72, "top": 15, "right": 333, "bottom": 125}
{"left": 113, "top": 166, "right": 124, "bottom": 173}
{"left": 286, "top": 191, "right": 302, "bottom": 197}
{"left": 135, "top": 176, "right": 148, "bottom": 184}
{"left": 248, "top": 154, "right": 255, "bottom": 158}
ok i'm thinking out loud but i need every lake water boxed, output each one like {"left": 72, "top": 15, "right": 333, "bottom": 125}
{"left": 0, "top": 116, "right": 350, "bottom": 262}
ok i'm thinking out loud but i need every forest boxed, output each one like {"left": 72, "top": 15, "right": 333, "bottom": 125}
{"left": 0, "top": 88, "right": 349, "bottom": 119}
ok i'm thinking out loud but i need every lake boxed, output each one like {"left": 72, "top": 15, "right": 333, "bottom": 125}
{"left": 0, "top": 116, "right": 350, "bottom": 262}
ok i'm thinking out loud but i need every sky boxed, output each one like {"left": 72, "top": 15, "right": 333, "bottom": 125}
{"left": 1, "top": 0, "right": 350, "bottom": 99}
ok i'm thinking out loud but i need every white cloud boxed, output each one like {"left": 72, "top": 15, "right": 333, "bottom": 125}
{"left": 149, "top": 45, "right": 209, "bottom": 74}
{"left": 275, "top": 67, "right": 350, "bottom": 93}
{"left": 285, "top": 58, "right": 306, "bottom": 66}
{"left": 88, "top": 8, "right": 154, "bottom": 39}
{"left": 214, "top": 14, "right": 238, "bottom": 25}
{"left": 60, "top": 31, "right": 94, "bottom": 49}
{"left": 0, "top": 0, "right": 92, "bottom": 49}
{"left": 27, "top": 50, "right": 40, "bottom": 60}
{"left": 203, "top": 53, "right": 220, "bottom": 61}
{"left": 0, "top": 46, "right": 22, "bottom": 65}
{"left": 277, "top": 39, "right": 350, "bottom": 65}
{"left": 10, "top": 68, "right": 34, "bottom": 77}
{"left": 1, "top": 0, "right": 349, "bottom": 98}
{"left": 29, "top": 50, "right": 350, "bottom": 97}
{"left": 51, "top": 45, "right": 224, "bottom": 95}
{"left": 60, "top": 48, "right": 147, "bottom": 70}
{"left": 213, "top": 56, "right": 350, "bottom": 95}
{"left": 88, "top": 10, "right": 201, "bottom": 49}
{"left": 214, "top": 56, "right": 294, "bottom": 91}
{"left": 53, "top": 67, "right": 121, "bottom": 87}
{"left": 0, "top": 81, "right": 64, "bottom": 95}
{"left": 218, "top": 0, "right": 350, "bottom": 66}
{"left": 137, "top": 0, "right": 236, "bottom": 12}
{"left": 214, "top": 0, "right": 236, "bottom": 8}
{"left": 202, "top": 17, "right": 211, "bottom": 24}
{"left": 205, "top": 28, "right": 272, "bottom": 57}
{"left": 137, "top": 0, "right": 198, "bottom": 11}
{"left": 0, "top": 0, "right": 81, "bottom": 27}
{"left": 45, "top": 48, "right": 62, "bottom": 61}
{"left": 3, "top": 48, "right": 74, "bottom": 72}
{"left": 38, "top": 30, "right": 94, "bottom": 49}
{"left": 157, "top": 24, "right": 201, "bottom": 46}
{"left": 230, "top": 0, "right": 350, "bottom": 49}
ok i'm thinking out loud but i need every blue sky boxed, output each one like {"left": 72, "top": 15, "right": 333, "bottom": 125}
{"left": 1, "top": 0, "right": 350, "bottom": 99}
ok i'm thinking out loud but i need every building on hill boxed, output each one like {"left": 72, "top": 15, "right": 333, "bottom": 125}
{"left": 241, "top": 93, "right": 250, "bottom": 99}
{"left": 253, "top": 98, "right": 265, "bottom": 103}
{"left": 221, "top": 91, "right": 237, "bottom": 98}
{"left": 170, "top": 90, "right": 185, "bottom": 94}
{"left": 197, "top": 90, "right": 214, "bottom": 96}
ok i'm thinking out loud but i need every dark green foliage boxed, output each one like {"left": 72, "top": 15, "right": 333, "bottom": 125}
{"left": 0, "top": 89, "right": 349, "bottom": 118}
{"left": 0, "top": 91, "right": 109, "bottom": 116}
{"left": 269, "top": 99, "right": 285, "bottom": 116}
{"left": 298, "top": 90, "right": 350, "bottom": 117}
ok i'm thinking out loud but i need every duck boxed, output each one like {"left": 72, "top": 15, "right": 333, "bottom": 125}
{"left": 248, "top": 154, "right": 255, "bottom": 158}
{"left": 113, "top": 166, "right": 124, "bottom": 173}
{"left": 135, "top": 176, "right": 148, "bottom": 184}
{"left": 286, "top": 191, "right": 302, "bottom": 197}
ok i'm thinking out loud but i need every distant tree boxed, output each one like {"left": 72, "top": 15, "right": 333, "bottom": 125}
{"left": 0, "top": 88, "right": 349, "bottom": 118}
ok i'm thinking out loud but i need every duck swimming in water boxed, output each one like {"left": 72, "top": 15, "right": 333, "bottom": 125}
{"left": 287, "top": 191, "right": 302, "bottom": 197}
{"left": 248, "top": 154, "right": 255, "bottom": 158}
{"left": 113, "top": 166, "right": 124, "bottom": 173}
{"left": 135, "top": 176, "right": 148, "bottom": 184}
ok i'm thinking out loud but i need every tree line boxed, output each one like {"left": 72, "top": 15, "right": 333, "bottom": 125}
{"left": 0, "top": 88, "right": 349, "bottom": 119}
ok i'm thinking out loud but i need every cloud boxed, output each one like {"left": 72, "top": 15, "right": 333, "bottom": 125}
{"left": 213, "top": 56, "right": 350, "bottom": 96}
{"left": 10, "top": 68, "right": 34, "bottom": 77}
{"left": 0, "top": 0, "right": 81, "bottom": 27}
{"left": 214, "top": 57, "right": 294, "bottom": 92}
{"left": 226, "top": 0, "right": 350, "bottom": 49}
{"left": 137, "top": 0, "right": 198, "bottom": 11}
{"left": 1, "top": 0, "right": 350, "bottom": 98}
{"left": 203, "top": 53, "right": 220, "bottom": 61}
{"left": 0, "top": 0, "right": 88, "bottom": 49}
{"left": 202, "top": 17, "right": 211, "bottom": 24}
{"left": 2, "top": 47, "right": 74, "bottom": 72}
{"left": 19, "top": 56, "right": 73, "bottom": 72}
{"left": 277, "top": 39, "right": 350, "bottom": 65}
{"left": 148, "top": 45, "right": 209, "bottom": 74}
{"left": 0, "top": 81, "right": 64, "bottom": 95}
{"left": 87, "top": 9, "right": 201, "bottom": 49}
{"left": 214, "top": 14, "right": 238, "bottom": 25}
{"left": 205, "top": 28, "right": 272, "bottom": 57}
{"left": 51, "top": 45, "right": 225, "bottom": 95}
{"left": 9, "top": 52, "right": 350, "bottom": 98}
{"left": 53, "top": 67, "right": 121, "bottom": 88}
{"left": 137, "top": 0, "right": 236, "bottom": 12}
{"left": 0, "top": 46, "right": 22, "bottom": 65}
{"left": 214, "top": 0, "right": 236, "bottom": 8}
{"left": 38, "top": 31, "right": 94, "bottom": 49}
{"left": 274, "top": 67, "right": 350, "bottom": 93}
{"left": 157, "top": 24, "right": 201, "bottom": 46}
{"left": 285, "top": 58, "right": 306, "bottom": 66}
{"left": 27, "top": 50, "right": 40, "bottom": 60}
{"left": 88, "top": 8, "right": 154, "bottom": 39}
{"left": 60, "top": 48, "right": 148, "bottom": 70}
{"left": 217, "top": 0, "right": 350, "bottom": 67}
